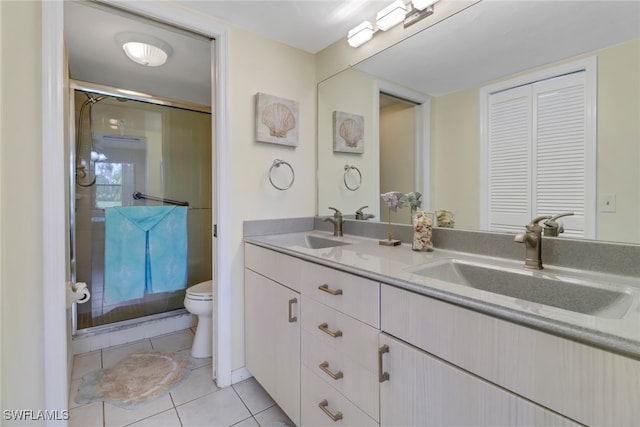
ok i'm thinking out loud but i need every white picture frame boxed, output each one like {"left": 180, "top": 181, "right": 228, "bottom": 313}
{"left": 333, "top": 111, "right": 364, "bottom": 153}
{"left": 255, "top": 92, "right": 299, "bottom": 147}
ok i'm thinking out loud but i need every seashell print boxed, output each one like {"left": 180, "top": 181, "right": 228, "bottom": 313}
{"left": 262, "top": 103, "right": 296, "bottom": 138}
{"left": 339, "top": 118, "right": 363, "bottom": 147}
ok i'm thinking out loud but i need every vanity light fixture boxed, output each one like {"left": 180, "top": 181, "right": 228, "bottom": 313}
{"left": 347, "top": 0, "right": 440, "bottom": 48}
{"left": 347, "top": 21, "right": 375, "bottom": 47}
{"left": 376, "top": 0, "right": 407, "bottom": 31}
{"left": 404, "top": 0, "right": 438, "bottom": 28}
{"left": 116, "top": 32, "right": 173, "bottom": 67}
{"left": 412, "top": 0, "right": 439, "bottom": 10}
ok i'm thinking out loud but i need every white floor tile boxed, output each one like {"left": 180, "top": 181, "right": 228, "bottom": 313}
{"left": 72, "top": 351, "right": 102, "bottom": 379}
{"left": 68, "top": 378, "right": 85, "bottom": 410}
{"left": 254, "top": 405, "right": 295, "bottom": 427}
{"left": 103, "top": 394, "right": 173, "bottom": 427}
{"left": 69, "top": 402, "right": 103, "bottom": 427}
{"left": 177, "top": 387, "right": 251, "bottom": 427}
{"left": 170, "top": 364, "right": 219, "bottom": 406}
{"left": 127, "top": 408, "right": 182, "bottom": 427}
{"left": 232, "top": 377, "right": 275, "bottom": 415}
{"left": 102, "top": 338, "right": 153, "bottom": 368}
{"left": 232, "top": 416, "right": 260, "bottom": 427}
{"left": 150, "top": 329, "right": 194, "bottom": 353}
{"left": 176, "top": 348, "right": 212, "bottom": 370}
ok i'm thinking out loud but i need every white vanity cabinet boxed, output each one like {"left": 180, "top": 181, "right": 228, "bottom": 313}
{"left": 245, "top": 246, "right": 301, "bottom": 426}
{"left": 245, "top": 241, "right": 640, "bottom": 427}
{"left": 381, "top": 284, "right": 640, "bottom": 427}
{"left": 378, "top": 333, "right": 579, "bottom": 426}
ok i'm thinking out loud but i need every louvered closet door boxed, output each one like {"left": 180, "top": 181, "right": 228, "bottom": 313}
{"left": 533, "top": 72, "right": 588, "bottom": 238}
{"left": 488, "top": 71, "right": 591, "bottom": 237}
{"left": 488, "top": 85, "right": 533, "bottom": 233}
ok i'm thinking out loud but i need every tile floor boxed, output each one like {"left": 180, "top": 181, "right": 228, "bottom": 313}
{"left": 69, "top": 328, "right": 294, "bottom": 427}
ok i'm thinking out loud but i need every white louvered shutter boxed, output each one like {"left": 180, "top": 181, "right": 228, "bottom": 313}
{"left": 533, "top": 72, "right": 588, "bottom": 238}
{"left": 487, "top": 86, "right": 532, "bottom": 233}
{"left": 487, "top": 71, "right": 592, "bottom": 237}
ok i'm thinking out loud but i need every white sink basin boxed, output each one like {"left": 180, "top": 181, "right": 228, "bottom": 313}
{"left": 407, "top": 259, "right": 636, "bottom": 319}
{"left": 264, "top": 233, "right": 352, "bottom": 250}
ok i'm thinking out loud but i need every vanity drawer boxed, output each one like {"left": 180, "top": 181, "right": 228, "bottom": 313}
{"left": 301, "top": 296, "right": 379, "bottom": 370}
{"left": 381, "top": 284, "right": 640, "bottom": 427}
{"left": 302, "top": 328, "right": 379, "bottom": 420}
{"left": 301, "top": 365, "right": 378, "bottom": 427}
{"left": 298, "top": 260, "right": 380, "bottom": 327}
{"left": 245, "top": 244, "right": 302, "bottom": 292}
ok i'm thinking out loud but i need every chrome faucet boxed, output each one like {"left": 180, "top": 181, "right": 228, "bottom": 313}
{"left": 514, "top": 215, "right": 551, "bottom": 270}
{"left": 542, "top": 212, "right": 574, "bottom": 237}
{"left": 355, "top": 206, "right": 375, "bottom": 220}
{"left": 323, "top": 207, "right": 344, "bottom": 236}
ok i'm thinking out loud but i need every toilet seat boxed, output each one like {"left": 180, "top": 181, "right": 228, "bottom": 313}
{"left": 186, "top": 280, "right": 213, "bottom": 301}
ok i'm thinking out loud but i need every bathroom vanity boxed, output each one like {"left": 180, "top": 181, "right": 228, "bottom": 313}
{"left": 244, "top": 225, "right": 640, "bottom": 427}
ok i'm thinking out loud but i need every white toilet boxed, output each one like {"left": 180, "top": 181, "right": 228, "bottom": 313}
{"left": 184, "top": 280, "right": 213, "bottom": 358}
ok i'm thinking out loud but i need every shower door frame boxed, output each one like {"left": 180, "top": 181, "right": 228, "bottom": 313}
{"left": 69, "top": 79, "right": 213, "bottom": 335}
{"left": 42, "top": 2, "right": 232, "bottom": 419}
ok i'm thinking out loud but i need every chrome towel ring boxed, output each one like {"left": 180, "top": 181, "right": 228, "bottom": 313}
{"left": 343, "top": 164, "right": 362, "bottom": 191}
{"left": 269, "top": 159, "right": 295, "bottom": 191}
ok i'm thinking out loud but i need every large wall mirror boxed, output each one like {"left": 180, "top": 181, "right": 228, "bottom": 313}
{"left": 317, "top": 0, "right": 640, "bottom": 245}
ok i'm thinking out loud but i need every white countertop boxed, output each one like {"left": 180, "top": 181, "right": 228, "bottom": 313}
{"left": 245, "top": 230, "right": 640, "bottom": 359}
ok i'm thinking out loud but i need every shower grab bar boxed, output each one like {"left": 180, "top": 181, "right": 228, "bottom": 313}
{"left": 133, "top": 191, "right": 189, "bottom": 207}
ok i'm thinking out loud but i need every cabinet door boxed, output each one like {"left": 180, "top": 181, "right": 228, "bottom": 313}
{"left": 245, "top": 269, "right": 300, "bottom": 426}
{"left": 379, "top": 334, "right": 578, "bottom": 427}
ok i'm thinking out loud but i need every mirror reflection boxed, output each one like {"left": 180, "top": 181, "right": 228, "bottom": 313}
{"left": 317, "top": 0, "right": 640, "bottom": 244}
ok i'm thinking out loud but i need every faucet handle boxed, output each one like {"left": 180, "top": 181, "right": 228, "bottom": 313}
{"left": 355, "top": 205, "right": 368, "bottom": 214}
{"left": 526, "top": 215, "right": 552, "bottom": 231}
{"left": 328, "top": 207, "right": 342, "bottom": 217}
{"left": 543, "top": 212, "right": 574, "bottom": 236}
{"left": 547, "top": 212, "right": 574, "bottom": 222}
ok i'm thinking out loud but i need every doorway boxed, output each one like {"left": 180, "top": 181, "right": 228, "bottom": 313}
{"left": 375, "top": 82, "right": 431, "bottom": 224}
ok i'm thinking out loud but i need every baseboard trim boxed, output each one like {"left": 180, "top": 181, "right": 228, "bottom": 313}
{"left": 230, "top": 367, "right": 252, "bottom": 385}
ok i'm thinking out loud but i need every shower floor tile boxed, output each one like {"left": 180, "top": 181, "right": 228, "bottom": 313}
{"left": 69, "top": 328, "right": 294, "bottom": 427}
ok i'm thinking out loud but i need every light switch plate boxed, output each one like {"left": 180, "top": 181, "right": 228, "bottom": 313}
{"left": 601, "top": 193, "right": 616, "bottom": 212}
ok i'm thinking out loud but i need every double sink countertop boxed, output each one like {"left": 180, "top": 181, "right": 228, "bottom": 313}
{"left": 245, "top": 230, "right": 640, "bottom": 360}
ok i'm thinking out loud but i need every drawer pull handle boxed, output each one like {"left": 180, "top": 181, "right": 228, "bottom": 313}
{"left": 288, "top": 298, "right": 297, "bottom": 323}
{"left": 318, "top": 322, "right": 343, "bottom": 338}
{"left": 378, "top": 344, "right": 390, "bottom": 383}
{"left": 318, "top": 284, "right": 343, "bottom": 296}
{"left": 318, "top": 399, "right": 343, "bottom": 422}
{"left": 319, "top": 361, "right": 344, "bottom": 380}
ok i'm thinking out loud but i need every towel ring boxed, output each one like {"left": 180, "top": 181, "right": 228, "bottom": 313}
{"left": 343, "top": 164, "right": 362, "bottom": 191}
{"left": 269, "top": 159, "right": 295, "bottom": 191}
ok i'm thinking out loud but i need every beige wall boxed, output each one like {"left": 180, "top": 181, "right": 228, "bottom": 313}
{"left": 431, "top": 40, "right": 640, "bottom": 242}
{"left": 596, "top": 40, "right": 640, "bottom": 243}
{"left": 0, "top": 0, "right": 46, "bottom": 417}
{"left": 431, "top": 87, "right": 480, "bottom": 230}
{"left": 0, "top": 0, "right": 317, "bottom": 410}
{"left": 227, "top": 26, "right": 316, "bottom": 370}
{"left": 380, "top": 102, "right": 415, "bottom": 224}
{"left": 317, "top": 68, "right": 377, "bottom": 218}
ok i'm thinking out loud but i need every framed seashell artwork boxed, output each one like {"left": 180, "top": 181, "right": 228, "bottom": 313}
{"left": 255, "top": 92, "right": 299, "bottom": 147}
{"left": 333, "top": 111, "right": 364, "bottom": 154}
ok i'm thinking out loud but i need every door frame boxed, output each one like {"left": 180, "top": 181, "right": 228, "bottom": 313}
{"left": 42, "top": 1, "right": 232, "bottom": 418}
{"left": 374, "top": 79, "right": 431, "bottom": 220}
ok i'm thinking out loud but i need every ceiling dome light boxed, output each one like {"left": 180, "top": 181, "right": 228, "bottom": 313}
{"left": 116, "top": 32, "right": 173, "bottom": 67}
{"left": 122, "top": 42, "right": 168, "bottom": 67}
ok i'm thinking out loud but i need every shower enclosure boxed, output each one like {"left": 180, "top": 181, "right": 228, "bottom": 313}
{"left": 70, "top": 80, "right": 212, "bottom": 333}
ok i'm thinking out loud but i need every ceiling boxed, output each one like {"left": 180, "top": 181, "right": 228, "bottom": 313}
{"left": 64, "top": 1, "right": 640, "bottom": 105}
{"left": 356, "top": 0, "right": 640, "bottom": 96}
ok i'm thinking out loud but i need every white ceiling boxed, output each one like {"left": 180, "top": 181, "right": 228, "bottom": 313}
{"left": 356, "top": 0, "right": 640, "bottom": 96}
{"left": 64, "top": 1, "right": 640, "bottom": 105}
